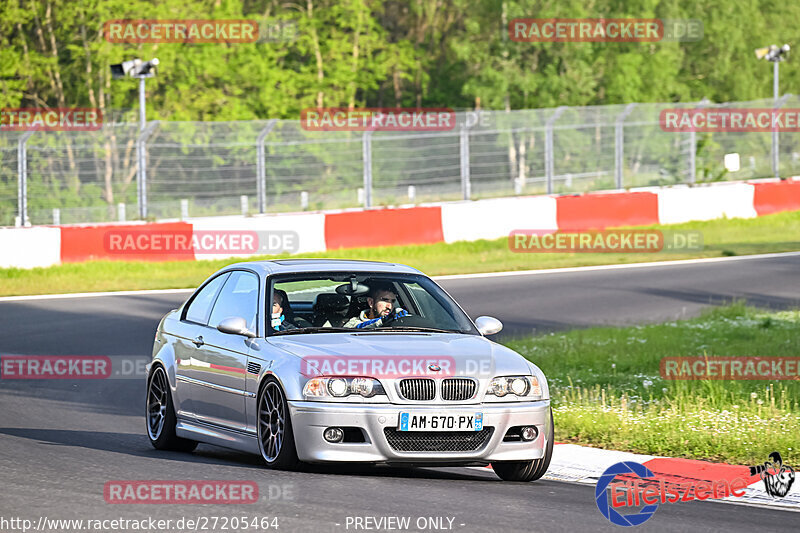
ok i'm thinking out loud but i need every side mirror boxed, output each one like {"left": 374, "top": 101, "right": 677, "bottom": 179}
{"left": 217, "top": 316, "right": 256, "bottom": 338}
{"left": 475, "top": 316, "right": 503, "bottom": 336}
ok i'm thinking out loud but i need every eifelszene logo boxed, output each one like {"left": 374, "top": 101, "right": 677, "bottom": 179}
{"left": 595, "top": 461, "right": 750, "bottom": 526}
{"left": 595, "top": 462, "right": 659, "bottom": 527}
{"left": 750, "top": 452, "right": 796, "bottom": 498}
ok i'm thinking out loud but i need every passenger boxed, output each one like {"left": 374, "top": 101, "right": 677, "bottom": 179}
{"left": 344, "top": 283, "right": 409, "bottom": 329}
{"left": 271, "top": 290, "right": 296, "bottom": 331}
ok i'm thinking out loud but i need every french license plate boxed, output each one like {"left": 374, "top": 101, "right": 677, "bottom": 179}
{"left": 398, "top": 412, "right": 483, "bottom": 432}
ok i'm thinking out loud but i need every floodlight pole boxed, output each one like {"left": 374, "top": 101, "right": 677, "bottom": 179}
{"left": 757, "top": 45, "right": 789, "bottom": 179}
{"left": 139, "top": 77, "right": 147, "bottom": 132}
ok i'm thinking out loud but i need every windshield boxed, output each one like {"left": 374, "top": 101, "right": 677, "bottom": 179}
{"left": 268, "top": 272, "right": 477, "bottom": 335}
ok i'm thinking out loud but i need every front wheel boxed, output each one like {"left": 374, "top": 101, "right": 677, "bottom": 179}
{"left": 493, "top": 407, "right": 554, "bottom": 482}
{"left": 146, "top": 365, "right": 198, "bottom": 452}
{"left": 257, "top": 378, "right": 300, "bottom": 470}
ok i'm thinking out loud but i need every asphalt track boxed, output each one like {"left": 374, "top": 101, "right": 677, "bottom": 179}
{"left": 1, "top": 253, "right": 799, "bottom": 532}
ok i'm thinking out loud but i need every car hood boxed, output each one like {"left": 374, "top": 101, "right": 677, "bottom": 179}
{"left": 267, "top": 332, "right": 533, "bottom": 378}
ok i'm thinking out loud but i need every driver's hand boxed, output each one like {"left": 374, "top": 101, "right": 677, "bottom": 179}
{"left": 380, "top": 309, "right": 397, "bottom": 326}
{"left": 381, "top": 308, "right": 409, "bottom": 326}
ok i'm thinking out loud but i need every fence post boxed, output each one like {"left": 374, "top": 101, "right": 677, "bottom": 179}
{"left": 545, "top": 106, "right": 567, "bottom": 194}
{"left": 460, "top": 124, "right": 471, "bottom": 200}
{"left": 362, "top": 131, "right": 373, "bottom": 208}
{"left": 688, "top": 99, "right": 710, "bottom": 184}
{"left": 256, "top": 119, "right": 278, "bottom": 214}
{"left": 137, "top": 121, "right": 160, "bottom": 219}
{"left": 614, "top": 104, "right": 636, "bottom": 189}
{"left": 772, "top": 93, "right": 792, "bottom": 180}
{"left": 17, "top": 132, "right": 34, "bottom": 227}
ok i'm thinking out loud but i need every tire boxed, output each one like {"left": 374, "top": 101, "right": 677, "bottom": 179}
{"left": 257, "top": 377, "right": 300, "bottom": 470}
{"left": 492, "top": 407, "right": 554, "bottom": 482}
{"left": 146, "top": 365, "right": 198, "bottom": 452}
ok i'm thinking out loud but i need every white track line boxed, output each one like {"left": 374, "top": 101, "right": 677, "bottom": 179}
{"left": 0, "top": 288, "right": 194, "bottom": 302}
{"left": 434, "top": 251, "right": 800, "bottom": 281}
{"left": 1, "top": 251, "right": 799, "bottom": 302}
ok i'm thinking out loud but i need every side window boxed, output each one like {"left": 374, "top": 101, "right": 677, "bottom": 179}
{"left": 184, "top": 273, "right": 230, "bottom": 325}
{"left": 208, "top": 271, "right": 260, "bottom": 333}
{"left": 404, "top": 282, "right": 459, "bottom": 329}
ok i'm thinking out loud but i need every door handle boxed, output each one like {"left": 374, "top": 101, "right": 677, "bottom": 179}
{"left": 192, "top": 335, "right": 204, "bottom": 347}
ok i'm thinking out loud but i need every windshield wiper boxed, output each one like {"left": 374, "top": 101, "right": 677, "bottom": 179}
{"left": 375, "top": 326, "right": 463, "bottom": 334}
{"left": 273, "top": 326, "right": 468, "bottom": 335}
{"left": 272, "top": 327, "right": 352, "bottom": 335}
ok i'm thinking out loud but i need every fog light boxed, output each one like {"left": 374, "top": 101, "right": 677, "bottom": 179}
{"left": 520, "top": 426, "right": 538, "bottom": 441}
{"left": 324, "top": 427, "right": 344, "bottom": 443}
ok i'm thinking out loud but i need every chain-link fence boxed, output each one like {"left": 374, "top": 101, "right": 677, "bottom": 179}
{"left": 2, "top": 97, "right": 799, "bottom": 227}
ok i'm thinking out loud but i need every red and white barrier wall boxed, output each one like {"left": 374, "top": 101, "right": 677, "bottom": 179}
{"left": 2, "top": 178, "right": 799, "bottom": 269}
{"left": 0, "top": 227, "right": 61, "bottom": 268}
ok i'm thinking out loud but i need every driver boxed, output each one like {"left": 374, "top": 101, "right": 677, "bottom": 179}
{"left": 344, "top": 283, "right": 409, "bottom": 329}
{"left": 271, "top": 290, "right": 296, "bottom": 331}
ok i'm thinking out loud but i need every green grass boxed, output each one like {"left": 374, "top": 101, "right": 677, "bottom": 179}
{"left": 2, "top": 210, "right": 800, "bottom": 296}
{"left": 505, "top": 303, "right": 800, "bottom": 465}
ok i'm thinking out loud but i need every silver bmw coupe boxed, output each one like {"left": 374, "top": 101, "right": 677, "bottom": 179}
{"left": 146, "top": 259, "right": 553, "bottom": 481}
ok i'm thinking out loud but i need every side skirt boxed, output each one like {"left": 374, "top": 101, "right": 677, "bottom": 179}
{"left": 176, "top": 418, "right": 261, "bottom": 455}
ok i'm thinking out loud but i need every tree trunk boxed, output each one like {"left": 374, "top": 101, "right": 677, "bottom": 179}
{"left": 347, "top": 3, "right": 362, "bottom": 109}
{"left": 307, "top": 0, "right": 325, "bottom": 108}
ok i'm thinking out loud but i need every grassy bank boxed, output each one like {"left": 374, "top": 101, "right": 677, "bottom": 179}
{"left": 506, "top": 304, "right": 800, "bottom": 465}
{"left": 2, "top": 210, "right": 800, "bottom": 296}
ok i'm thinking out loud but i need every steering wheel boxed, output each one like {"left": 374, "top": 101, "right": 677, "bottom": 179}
{"left": 379, "top": 313, "right": 422, "bottom": 328}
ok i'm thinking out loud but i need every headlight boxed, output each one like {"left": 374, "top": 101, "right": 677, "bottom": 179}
{"left": 303, "top": 377, "right": 385, "bottom": 399}
{"left": 328, "top": 377, "right": 349, "bottom": 397}
{"left": 485, "top": 376, "right": 541, "bottom": 400}
{"left": 350, "top": 377, "right": 375, "bottom": 396}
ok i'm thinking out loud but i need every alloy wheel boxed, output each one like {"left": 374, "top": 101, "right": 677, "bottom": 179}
{"left": 259, "top": 382, "right": 286, "bottom": 462}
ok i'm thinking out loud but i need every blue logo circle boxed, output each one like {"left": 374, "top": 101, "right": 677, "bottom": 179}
{"left": 595, "top": 461, "right": 659, "bottom": 527}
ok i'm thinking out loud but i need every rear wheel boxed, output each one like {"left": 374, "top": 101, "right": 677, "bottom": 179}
{"left": 493, "top": 407, "right": 554, "bottom": 482}
{"left": 257, "top": 378, "right": 300, "bottom": 470}
{"left": 146, "top": 365, "right": 198, "bottom": 452}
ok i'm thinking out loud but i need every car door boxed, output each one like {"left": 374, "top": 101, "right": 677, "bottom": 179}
{"left": 171, "top": 271, "right": 231, "bottom": 419}
{"left": 186, "top": 270, "right": 260, "bottom": 431}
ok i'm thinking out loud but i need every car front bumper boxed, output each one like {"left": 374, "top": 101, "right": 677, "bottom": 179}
{"left": 287, "top": 400, "right": 551, "bottom": 464}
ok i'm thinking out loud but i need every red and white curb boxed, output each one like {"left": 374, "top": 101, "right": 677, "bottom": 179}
{"left": 477, "top": 443, "right": 800, "bottom": 511}
{"left": 3, "top": 177, "right": 800, "bottom": 269}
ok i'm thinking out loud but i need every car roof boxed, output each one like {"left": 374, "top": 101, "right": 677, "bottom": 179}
{"left": 220, "top": 258, "right": 424, "bottom": 276}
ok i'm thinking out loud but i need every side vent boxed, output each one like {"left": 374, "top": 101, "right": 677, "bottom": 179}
{"left": 246, "top": 362, "right": 261, "bottom": 375}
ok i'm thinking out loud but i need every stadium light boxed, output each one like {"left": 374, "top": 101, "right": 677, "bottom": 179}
{"left": 755, "top": 44, "right": 789, "bottom": 179}
{"left": 110, "top": 58, "right": 159, "bottom": 131}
